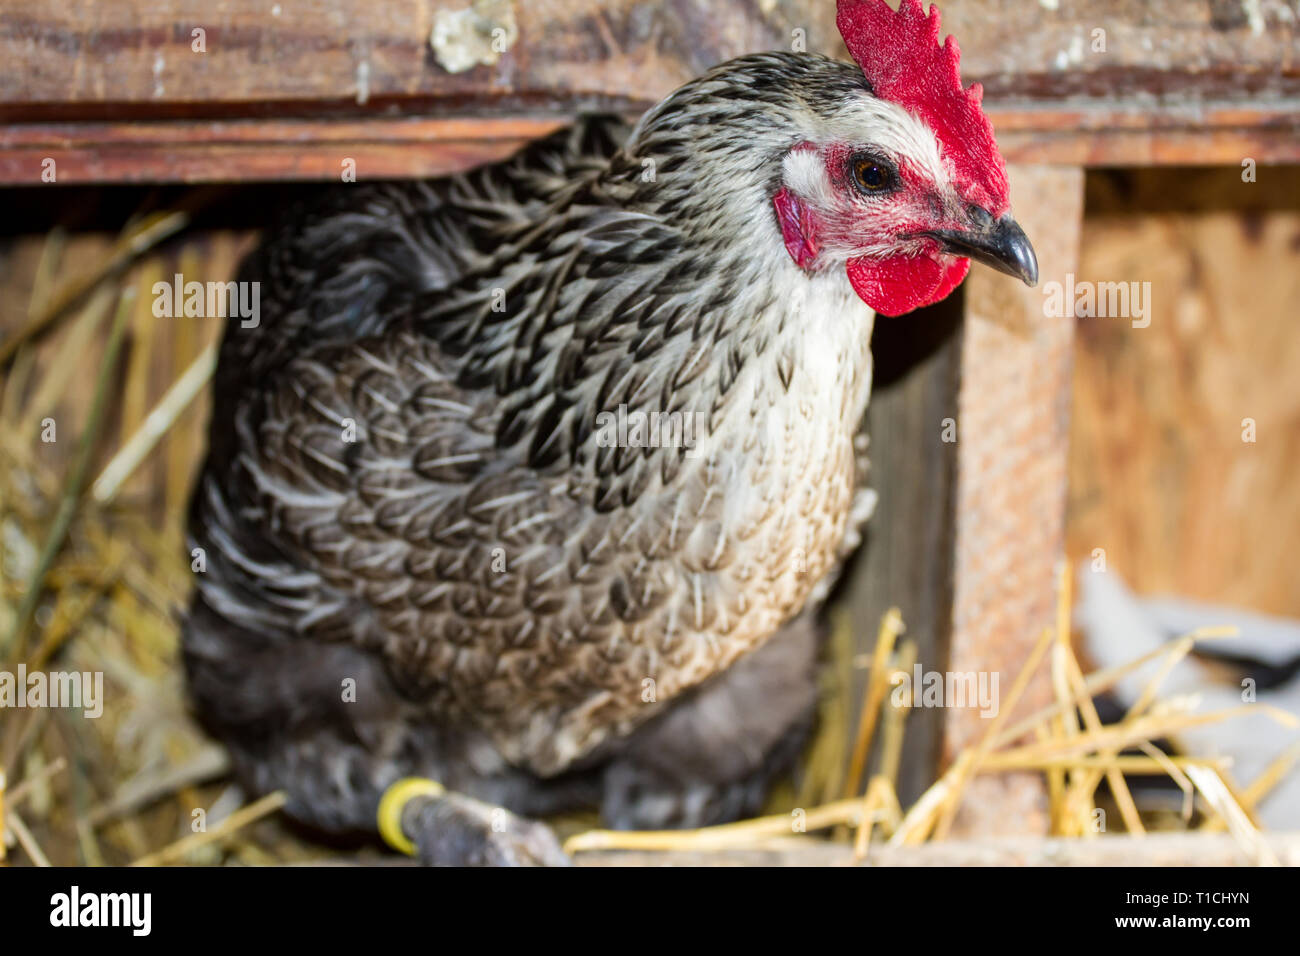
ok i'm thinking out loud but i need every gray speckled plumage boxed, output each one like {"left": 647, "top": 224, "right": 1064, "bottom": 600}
{"left": 184, "top": 54, "right": 881, "bottom": 860}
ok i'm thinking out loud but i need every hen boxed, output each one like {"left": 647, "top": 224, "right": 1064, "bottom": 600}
{"left": 184, "top": 0, "right": 1037, "bottom": 864}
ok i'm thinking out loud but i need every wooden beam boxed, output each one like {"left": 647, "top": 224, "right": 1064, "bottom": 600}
{"left": 1, "top": 101, "right": 1296, "bottom": 185}
{"left": 0, "top": 116, "right": 568, "bottom": 184}
{"left": 573, "top": 831, "right": 1300, "bottom": 867}
{"left": 992, "top": 104, "right": 1300, "bottom": 167}
{"left": 1, "top": 1, "right": 1297, "bottom": 183}
{"left": 845, "top": 295, "right": 962, "bottom": 807}
{"left": 0, "top": 0, "right": 814, "bottom": 111}
{"left": 943, "top": 165, "right": 1084, "bottom": 836}
{"left": 4, "top": 0, "right": 1294, "bottom": 111}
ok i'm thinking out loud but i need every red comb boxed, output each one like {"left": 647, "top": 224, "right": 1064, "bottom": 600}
{"left": 837, "top": 0, "right": 1009, "bottom": 216}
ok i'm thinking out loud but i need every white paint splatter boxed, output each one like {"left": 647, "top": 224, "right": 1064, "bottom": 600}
{"left": 430, "top": 0, "right": 518, "bottom": 74}
{"left": 1068, "top": 33, "right": 1085, "bottom": 63}
{"left": 1241, "top": 0, "right": 1265, "bottom": 36}
{"left": 355, "top": 57, "right": 371, "bottom": 105}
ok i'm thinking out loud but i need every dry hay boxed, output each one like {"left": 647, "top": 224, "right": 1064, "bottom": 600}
{"left": 568, "top": 575, "right": 1299, "bottom": 865}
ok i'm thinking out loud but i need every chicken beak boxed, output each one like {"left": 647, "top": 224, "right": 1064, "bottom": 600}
{"left": 923, "top": 214, "right": 1038, "bottom": 287}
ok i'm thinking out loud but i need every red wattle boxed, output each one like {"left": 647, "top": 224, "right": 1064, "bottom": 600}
{"left": 846, "top": 255, "right": 970, "bottom": 316}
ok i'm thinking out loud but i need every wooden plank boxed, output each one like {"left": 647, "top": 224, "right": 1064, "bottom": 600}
{"left": 572, "top": 831, "right": 1300, "bottom": 867}
{"left": 0, "top": 116, "right": 567, "bottom": 184}
{"left": 3, "top": 0, "right": 1294, "bottom": 110}
{"left": 991, "top": 104, "right": 1300, "bottom": 166}
{"left": 2, "top": 99, "right": 1296, "bottom": 185}
{"left": 1067, "top": 167, "right": 1300, "bottom": 619}
{"left": 843, "top": 297, "right": 962, "bottom": 807}
{"left": 0, "top": 0, "right": 816, "bottom": 112}
{"left": 944, "top": 165, "right": 1084, "bottom": 836}
{"left": 0, "top": 1, "right": 1297, "bottom": 182}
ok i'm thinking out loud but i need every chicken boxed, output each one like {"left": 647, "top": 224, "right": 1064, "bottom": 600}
{"left": 183, "top": 0, "right": 1037, "bottom": 864}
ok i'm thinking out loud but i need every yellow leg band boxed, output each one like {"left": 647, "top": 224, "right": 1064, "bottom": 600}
{"left": 377, "top": 777, "right": 446, "bottom": 856}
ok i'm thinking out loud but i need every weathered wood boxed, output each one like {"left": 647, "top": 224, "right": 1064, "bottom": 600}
{"left": 0, "top": 116, "right": 566, "bottom": 184}
{"left": 0, "top": 0, "right": 817, "bottom": 111}
{"left": 3, "top": 101, "right": 1297, "bottom": 186}
{"left": 4, "top": 0, "right": 1294, "bottom": 109}
{"left": 573, "top": 831, "right": 1300, "bottom": 866}
{"left": 844, "top": 297, "right": 962, "bottom": 806}
{"left": 990, "top": 104, "right": 1300, "bottom": 166}
{"left": 1067, "top": 167, "right": 1300, "bottom": 619}
{"left": 0, "top": 1, "right": 1296, "bottom": 182}
{"left": 944, "top": 165, "right": 1084, "bottom": 836}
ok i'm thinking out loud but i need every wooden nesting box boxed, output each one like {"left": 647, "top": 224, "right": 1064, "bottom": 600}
{"left": 2, "top": 0, "right": 1297, "bottom": 837}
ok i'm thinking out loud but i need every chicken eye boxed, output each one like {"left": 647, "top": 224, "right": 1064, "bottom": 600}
{"left": 851, "top": 155, "right": 894, "bottom": 194}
